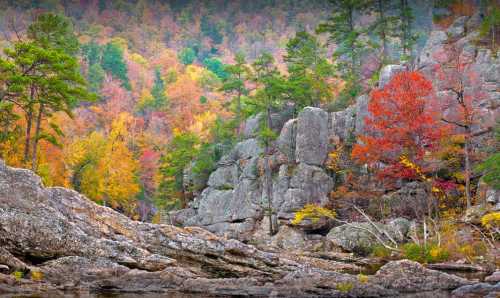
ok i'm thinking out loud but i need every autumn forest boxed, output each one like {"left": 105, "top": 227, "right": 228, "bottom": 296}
{"left": 0, "top": 1, "right": 499, "bottom": 289}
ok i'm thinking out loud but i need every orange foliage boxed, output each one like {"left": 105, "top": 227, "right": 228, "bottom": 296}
{"left": 352, "top": 71, "right": 448, "bottom": 182}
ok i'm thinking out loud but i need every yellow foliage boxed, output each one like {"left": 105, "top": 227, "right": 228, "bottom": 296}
{"left": 129, "top": 53, "right": 148, "bottom": 66}
{"left": 326, "top": 146, "right": 342, "bottom": 172}
{"left": 188, "top": 111, "right": 217, "bottom": 142}
{"left": 291, "top": 204, "right": 336, "bottom": 225}
{"left": 358, "top": 274, "right": 369, "bottom": 283}
{"left": 481, "top": 212, "right": 500, "bottom": 229}
{"left": 399, "top": 155, "right": 428, "bottom": 181}
{"left": 31, "top": 271, "right": 43, "bottom": 282}
{"left": 336, "top": 282, "right": 354, "bottom": 293}
{"left": 64, "top": 113, "right": 139, "bottom": 214}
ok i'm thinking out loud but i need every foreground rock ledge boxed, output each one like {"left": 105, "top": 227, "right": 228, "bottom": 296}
{"left": 0, "top": 161, "right": 474, "bottom": 296}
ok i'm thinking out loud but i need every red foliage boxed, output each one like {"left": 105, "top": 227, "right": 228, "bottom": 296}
{"left": 352, "top": 71, "right": 448, "bottom": 182}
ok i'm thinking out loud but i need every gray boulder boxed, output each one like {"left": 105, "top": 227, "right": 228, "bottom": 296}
{"left": 329, "top": 105, "right": 356, "bottom": 143}
{"left": 233, "top": 138, "right": 263, "bottom": 160}
{"left": 277, "top": 118, "right": 297, "bottom": 162}
{"left": 376, "top": 182, "right": 429, "bottom": 218}
{"left": 326, "top": 218, "right": 412, "bottom": 254}
{"left": 278, "top": 163, "right": 334, "bottom": 217}
{"left": 295, "top": 107, "right": 329, "bottom": 166}
{"left": 452, "top": 282, "right": 500, "bottom": 298}
{"left": 207, "top": 164, "right": 238, "bottom": 189}
{"left": 354, "top": 94, "right": 370, "bottom": 136}
{"left": 242, "top": 113, "right": 262, "bottom": 138}
{"left": 486, "top": 189, "right": 500, "bottom": 211}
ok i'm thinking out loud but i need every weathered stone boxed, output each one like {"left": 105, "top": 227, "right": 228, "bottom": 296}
{"left": 447, "top": 16, "right": 468, "bottom": 39}
{"left": 207, "top": 164, "right": 238, "bottom": 189}
{"left": 379, "top": 64, "right": 406, "bottom": 88}
{"left": 354, "top": 94, "right": 369, "bottom": 136}
{"left": 295, "top": 107, "right": 329, "bottom": 166}
{"left": 270, "top": 225, "right": 307, "bottom": 250}
{"left": 277, "top": 118, "right": 297, "bottom": 162}
{"left": 452, "top": 282, "right": 500, "bottom": 297}
{"left": 462, "top": 204, "right": 489, "bottom": 225}
{"left": 243, "top": 113, "right": 262, "bottom": 139}
{"left": 329, "top": 105, "right": 356, "bottom": 143}
{"left": 0, "top": 162, "right": 477, "bottom": 297}
{"left": 326, "top": 218, "right": 412, "bottom": 254}
{"left": 485, "top": 271, "right": 500, "bottom": 283}
{"left": 375, "top": 260, "right": 472, "bottom": 293}
{"left": 233, "top": 138, "right": 263, "bottom": 160}
{"left": 278, "top": 163, "right": 333, "bottom": 217}
{"left": 377, "top": 182, "right": 429, "bottom": 218}
{"left": 419, "top": 30, "right": 447, "bottom": 67}
{"left": 486, "top": 189, "right": 500, "bottom": 211}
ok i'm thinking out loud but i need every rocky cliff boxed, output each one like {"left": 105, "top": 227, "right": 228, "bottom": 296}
{"left": 0, "top": 160, "right": 487, "bottom": 297}
{"left": 170, "top": 14, "right": 499, "bottom": 250}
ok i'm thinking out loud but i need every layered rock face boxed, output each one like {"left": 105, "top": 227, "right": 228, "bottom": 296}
{"left": 0, "top": 161, "right": 479, "bottom": 296}
{"left": 171, "top": 17, "right": 499, "bottom": 246}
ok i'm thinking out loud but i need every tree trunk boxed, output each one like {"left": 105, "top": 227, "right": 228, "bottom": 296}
{"left": 31, "top": 104, "right": 44, "bottom": 172}
{"left": 464, "top": 128, "right": 472, "bottom": 209}
{"left": 23, "top": 110, "right": 33, "bottom": 164}
{"left": 265, "top": 107, "right": 276, "bottom": 236}
{"left": 236, "top": 90, "right": 242, "bottom": 140}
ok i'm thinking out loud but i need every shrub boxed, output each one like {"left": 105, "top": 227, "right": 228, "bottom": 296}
{"left": 336, "top": 282, "right": 354, "bottom": 293}
{"left": 291, "top": 204, "right": 336, "bottom": 225}
{"left": 402, "top": 243, "right": 449, "bottom": 263}
{"left": 371, "top": 245, "right": 392, "bottom": 259}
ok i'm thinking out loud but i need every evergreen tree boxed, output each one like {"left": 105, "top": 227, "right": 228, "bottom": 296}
{"left": 221, "top": 53, "right": 250, "bottom": 138}
{"left": 203, "top": 57, "right": 228, "bottom": 80}
{"left": 369, "top": 0, "right": 399, "bottom": 64}
{"left": 251, "top": 52, "right": 286, "bottom": 236}
{"left": 0, "top": 13, "right": 93, "bottom": 170}
{"left": 101, "top": 42, "right": 131, "bottom": 90}
{"left": 397, "top": 0, "right": 418, "bottom": 62}
{"left": 88, "top": 63, "right": 105, "bottom": 94}
{"left": 82, "top": 41, "right": 101, "bottom": 66}
{"left": 284, "top": 30, "right": 334, "bottom": 109}
{"left": 151, "top": 68, "right": 168, "bottom": 109}
{"left": 178, "top": 47, "right": 196, "bottom": 65}
{"left": 317, "top": 0, "right": 370, "bottom": 104}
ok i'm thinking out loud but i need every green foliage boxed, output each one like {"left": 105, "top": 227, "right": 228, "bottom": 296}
{"left": 203, "top": 58, "right": 228, "bottom": 79}
{"left": 82, "top": 41, "right": 101, "bottom": 66}
{"left": 317, "top": 0, "right": 370, "bottom": 79}
{"left": 178, "top": 47, "right": 196, "bottom": 65}
{"left": 221, "top": 52, "right": 250, "bottom": 136}
{"left": 200, "top": 15, "right": 223, "bottom": 45}
{"left": 157, "top": 132, "right": 200, "bottom": 209}
{"left": 336, "top": 282, "right": 354, "bottom": 293}
{"left": 28, "top": 13, "right": 79, "bottom": 55}
{"left": 480, "top": 4, "right": 500, "bottom": 50}
{"left": 87, "top": 63, "right": 105, "bottom": 94}
{"left": 101, "top": 42, "right": 131, "bottom": 90}
{"left": 476, "top": 124, "right": 500, "bottom": 189}
{"left": 402, "top": 243, "right": 450, "bottom": 263}
{"left": 371, "top": 245, "right": 392, "bottom": 258}
{"left": 0, "top": 102, "right": 20, "bottom": 144}
{"left": 150, "top": 68, "right": 169, "bottom": 109}
{"left": 284, "top": 30, "right": 334, "bottom": 108}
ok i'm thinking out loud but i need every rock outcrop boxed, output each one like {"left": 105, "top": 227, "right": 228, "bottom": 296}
{"left": 0, "top": 160, "right": 478, "bottom": 296}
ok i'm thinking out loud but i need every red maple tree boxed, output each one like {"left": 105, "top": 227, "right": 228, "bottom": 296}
{"left": 352, "top": 71, "right": 448, "bottom": 183}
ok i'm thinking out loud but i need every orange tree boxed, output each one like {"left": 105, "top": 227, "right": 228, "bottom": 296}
{"left": 352, "top": 71, "right": 448, "bottom": 184}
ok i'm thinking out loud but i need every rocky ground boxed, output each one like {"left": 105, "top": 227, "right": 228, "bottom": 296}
{"left": 0, "top": 160, "right": 499, "bottom": 297}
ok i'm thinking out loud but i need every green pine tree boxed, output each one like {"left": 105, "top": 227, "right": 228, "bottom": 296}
{"left": 101, "top": 42, "right": 131, "bottom": 90}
